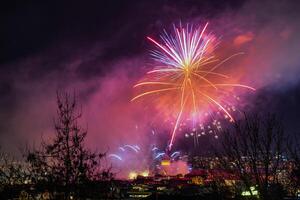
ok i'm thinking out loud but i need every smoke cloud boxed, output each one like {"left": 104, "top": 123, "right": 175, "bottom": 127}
{"left": 1, "top": 0, "right": 300, "bottom": 163}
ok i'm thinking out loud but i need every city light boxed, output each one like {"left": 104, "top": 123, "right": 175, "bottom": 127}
{"left": 128, "top": 172, "right": 138, "bottom": 180}
{"left": 241, "top": 186, "right": 258, "bottom": 197}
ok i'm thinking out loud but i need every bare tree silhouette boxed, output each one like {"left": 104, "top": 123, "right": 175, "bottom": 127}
{"left": 217, "top": 114, "right": 287, "bottom": 200}
{"left": 26, "top": 92, "right": 113, "bottom": 198}
{"left": 0, "top": 148, "right": 30, "bottom": 186}
{"left": 287, "top": 133, "right": 300, "bottom": 195}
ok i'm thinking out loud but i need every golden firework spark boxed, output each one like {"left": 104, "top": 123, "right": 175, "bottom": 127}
{"left": 132, "top": 23, "right": 255, "bottom": 150}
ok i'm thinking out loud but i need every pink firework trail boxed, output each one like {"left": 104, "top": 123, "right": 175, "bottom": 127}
{"left": 132, "top": 23, "right": 255, "bottom": 150}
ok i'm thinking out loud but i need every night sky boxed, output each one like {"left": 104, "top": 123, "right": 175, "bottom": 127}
{"left": 1, "top": 0, "right": 300, "bottom": 154}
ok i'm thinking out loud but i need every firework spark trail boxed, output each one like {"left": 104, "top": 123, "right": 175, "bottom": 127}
{"left": 171, "top": 151, "right": 180, "bottom": 158}
{"left": 132, "top": 23, "right": 255, "bottom": 150}
{"left": 124, "top": 145, "right": 139, "bottom": 153}
{"left": 155, "top": 152, "right": 166, "bottom": 159}
{"left": 169, "top": 97, "right": 186, "bottom": 149}
{"left": 152, "top": 147, "right": 159, "bottom": 151}
{"left": 119, "top": 147, "right": 125, "bottom": 151}
{"left": 108, "top": 154, "right": 123, "bottom": 161}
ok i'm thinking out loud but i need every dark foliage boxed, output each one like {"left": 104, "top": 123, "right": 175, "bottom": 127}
{"left": 216, "top": 114, "right": 288, "bottom": 200}
{"left": 25, "top": 92, "right": 113, "bottom": 197}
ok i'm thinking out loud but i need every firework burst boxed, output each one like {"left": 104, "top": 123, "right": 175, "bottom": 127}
{"left": 132, "top": 23, "right": 255, "bottom": 150}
